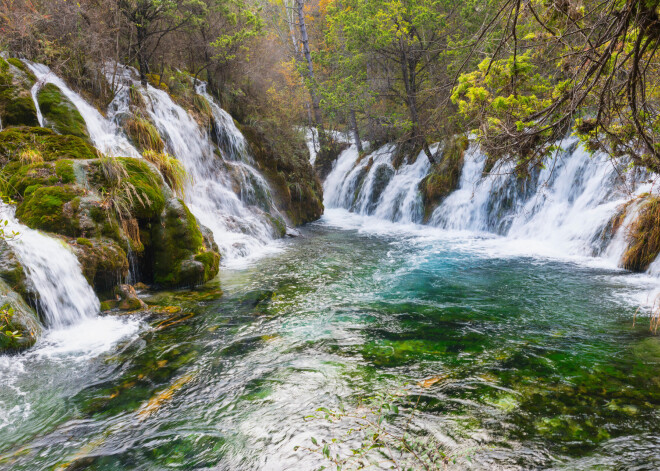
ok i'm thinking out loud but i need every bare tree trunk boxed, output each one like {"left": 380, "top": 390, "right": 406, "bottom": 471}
{"left": 136, "top": 24, "right": 149, "bottom": 86}
{"left": 296, "top": 0, "right": 326, "bottom": 148}
{"left": 350, "top": 109, "right": 363, "bottom": 153}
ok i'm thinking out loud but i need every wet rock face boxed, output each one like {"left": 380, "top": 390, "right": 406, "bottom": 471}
{"left": 68, "top": 237, "right": 129, "bottom": 295}
{"left": 0, "top": 279, "right": 42, "bottom": 353}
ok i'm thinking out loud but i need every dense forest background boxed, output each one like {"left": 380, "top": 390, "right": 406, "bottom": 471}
{"left": 2, "top": 0, "right": 660, "bottom": 173}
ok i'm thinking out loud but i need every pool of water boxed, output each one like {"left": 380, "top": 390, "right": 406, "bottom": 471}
{"left": 1, "top": 211, "right": 660, "bottom": 470}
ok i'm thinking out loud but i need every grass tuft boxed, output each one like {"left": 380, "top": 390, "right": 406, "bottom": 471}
{"left": 142, "top": 150, "right": 189, "bottom": 197}
{"left": 622, "top": 196, "right": 660, "bottom": 271}
{"left": 124, "top": 116, "right": 164, "bottom": 153}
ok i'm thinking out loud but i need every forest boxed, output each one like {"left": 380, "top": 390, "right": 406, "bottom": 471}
{"left": 1, "top": 1, "right": 660, "bottom": 470}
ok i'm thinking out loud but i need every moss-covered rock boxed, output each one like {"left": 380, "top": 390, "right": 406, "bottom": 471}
{"left": 0, "top": 57, "right": 39, "bottom": 128}
{"left": 0, "top": 240, "right": 31, "bottom": 300}
{"left": 0, "top": 279, "right": 42, "bottom": 353}
{"left": 37, "top": 83, "right": 90, "bottom": 140}
{"left": 69, "top": 237, "right": 129, "bottom": 294}
{"left": 15, "top": 185, "right": 85, "bottom": 235}
{"left": 151, "top": 198, "right": 220, "bottom": 288}
{"left": 242, "top": 123, "right": 324, "bottom": 226}
{"left": 115, "top": 157, "right": 167, "bottom": 219}
{"left": 418, "top": 135, "right": 469, "bottom": 221}
{"left": 0, "top": 127, "right": 98, "bottom": 165}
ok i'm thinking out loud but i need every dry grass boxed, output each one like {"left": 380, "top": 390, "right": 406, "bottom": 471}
{"left": 19, "top": 148, "right": 43, "bottom": 164}
{"left": 142, "top": 150, "right": 189, "bottom": 197}
{"left": 100, "top": 155, "right": 153, "bottom": 246}
{"left": 124, "top": 116, "right": 164, "bottom": 153}
{"left": 622, "top": 196, "right": 660, "bottom": 271}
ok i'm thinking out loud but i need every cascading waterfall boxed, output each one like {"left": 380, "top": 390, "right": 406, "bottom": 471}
{"left": 323, "top": 144, "right": 431, "bottom": 223}
{"left": 0, "top": 204, "right": 99, "bottom": 329}
{"left": 24, "top": 61, "right": 140, "bottom": 158}
{"left": 22, "top": 61, "right": 284, "bottom": 265}
{"left": 323, "top": 136, "right": 655, "bottom": 269}
{"left": 107, "top": 70, "right": 281, "bottom": 261}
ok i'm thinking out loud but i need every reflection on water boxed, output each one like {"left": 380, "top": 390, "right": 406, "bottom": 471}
{"left": 1, "top": 219, "right": 659, "bottom": 470}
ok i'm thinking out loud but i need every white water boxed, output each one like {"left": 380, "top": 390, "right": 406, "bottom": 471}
{"left": 104, "top": 73, "right": 283, "bottom": 263}
{"left": 324, "top": 144, "right": 432, "bottom": 223}
{"left": 24, "top": 61, "right": 140, "bottom": 158}
{"left": 323, "top": 137, "right": 657, "bottom": 278}
{"left": 0, "top": 204, "right": 99, "bottom": 328}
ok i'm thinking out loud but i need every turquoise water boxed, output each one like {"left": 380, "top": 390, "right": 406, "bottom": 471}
{"left": 1, "top": 213, "right": 660, "bottom": 470}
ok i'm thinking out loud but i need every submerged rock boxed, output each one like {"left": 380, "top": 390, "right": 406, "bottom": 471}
{"left": 115, "top": 284, "right": 147, "bottom": 311}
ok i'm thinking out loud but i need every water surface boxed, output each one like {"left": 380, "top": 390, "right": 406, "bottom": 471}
{"left": 1, "top": 213, "right": 659, "bottom": 470}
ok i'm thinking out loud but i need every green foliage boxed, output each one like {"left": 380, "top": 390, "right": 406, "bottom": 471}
{"left": 208, "top": 0, "right": 264, "bottom": 63}
{"left": 0, "top": 305, "right": 23, "bottom": 351}
{"left": 37, "top": 83, "right": 90, "bottom": 140}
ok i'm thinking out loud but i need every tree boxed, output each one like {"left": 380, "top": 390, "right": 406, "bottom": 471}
{"left": 325, "top": 0, "right": 469, "bottom": 160}
{"left": 118, "top": 0, "right": 207, "bottom": 85}
{"left": 453, "top": 0, "right": 660, "bottom": 173}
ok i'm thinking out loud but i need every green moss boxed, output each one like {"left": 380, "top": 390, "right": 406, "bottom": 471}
{"left": 116, "top": 157, "right": 166, "bottom": 218}
{"left": 194, "top": 251, "right": 221, "bottom": 281}
{"left": 76, "top": 237, "right": 93, "bottom": 247}
{"left": 0, "top": 57, "right": 38, "bottom": 128}
{"left": 37, "top": 83, "right": 90, "bottom": 140}
{"left": 6, "top": 162, "right": 58, "bottom": 197}
{"left": 15, "top": 185, "right": 83, "bottom": 234}
{"left": 152, "top": 199, "right": 219, "bottom": 287}
{"left": 6, "top": 58, "right": 35, "bottom": 81}
{"left": 55, "top": 159, "right": 76, "bottom": 183}
{"left": 0, "top": 127, "right": 98, "bottom": 163}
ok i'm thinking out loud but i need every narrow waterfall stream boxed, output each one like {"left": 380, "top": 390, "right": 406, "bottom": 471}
{"left": 0, "top": 204, "right": 99, "bottom": 328}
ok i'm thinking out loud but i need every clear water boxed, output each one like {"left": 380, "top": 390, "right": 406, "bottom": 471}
{"left": 1, "top": 211, "right": 659, "bottom": 470}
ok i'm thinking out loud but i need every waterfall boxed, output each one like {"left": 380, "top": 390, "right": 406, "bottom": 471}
{"left": 323, "top": 144, "right": 432, "bottom": 223}
{"left": 109, "top": 75, "right": 282, "bottom": 262}
{"left": 24, "top": 61, "right": 140, "bottom": 158}
{"left": 322, "top": 136, "right": 654, "bottom": 269}
{"left": 0, "top": 204, "right": 99, "bottom": 329}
